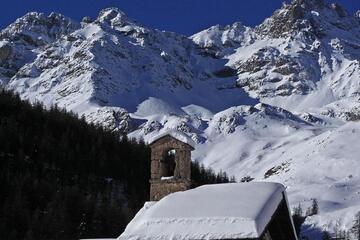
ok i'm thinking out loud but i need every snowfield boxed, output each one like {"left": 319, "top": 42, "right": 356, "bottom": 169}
{"left": 1, "top": 0, "right": 360, "bottom": 238}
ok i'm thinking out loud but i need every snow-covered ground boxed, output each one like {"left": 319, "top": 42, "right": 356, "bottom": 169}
{"left": 2, "top": 0, "right": 360, "bottom": 238}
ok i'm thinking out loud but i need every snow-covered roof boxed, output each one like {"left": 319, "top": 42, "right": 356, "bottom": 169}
{"left": 118, "top": 182, "right": 286, "bottom": 240}
{"left": 148, "top": 130, "right": 196, "bottom": 149}
{"left": 80, "top": 239, "right": 116, "bottom": 240}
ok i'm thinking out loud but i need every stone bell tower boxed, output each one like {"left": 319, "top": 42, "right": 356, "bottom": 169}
{"left": 149, "top": 132, "right": 194, "bottom": 201}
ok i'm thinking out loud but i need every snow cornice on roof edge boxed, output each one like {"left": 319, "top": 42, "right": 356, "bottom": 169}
{"left": 148, "top": 130, "right": 196, "bottom": 149}
{"left": 118, "top": 182, "right": 287, "bottom": 240}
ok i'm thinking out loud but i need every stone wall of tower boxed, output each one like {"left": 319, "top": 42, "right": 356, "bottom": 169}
{"left": 150, "top": 179, "right": 191, "bottom": 201}
{"left": 149, "top": 135, "right": 193, "bottom": 201}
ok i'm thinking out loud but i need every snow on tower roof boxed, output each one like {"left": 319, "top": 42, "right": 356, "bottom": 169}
{"left": 148, "top": 130, "right": 196, "bottom": 149}
{"left": 118, "top": 182, "right": 286, "bottom": 240}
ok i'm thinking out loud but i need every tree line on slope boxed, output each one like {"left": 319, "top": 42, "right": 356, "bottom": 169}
{"left": 0, "top": 90, "right": 232, "bottom": 240}
{"left": 292, "top": 200, "right": 360, "bottom": 240}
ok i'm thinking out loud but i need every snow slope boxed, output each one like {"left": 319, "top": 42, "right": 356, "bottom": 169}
{"left": 188, "top": 0, "right": 360, "bottom": 237}
{"left": 192, "top": 107, "right": 360, "bottom": 239}
{"left": 5, "top": 8, "right": 255, "bottom": 133}
{"left": 2, "top": 0, "right": 360, "bottom": 238}
{"left": 0, "top": 12, "right": 79, "bottom": 85}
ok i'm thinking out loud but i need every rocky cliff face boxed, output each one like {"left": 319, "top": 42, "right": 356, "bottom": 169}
{"left": 0, "top": 12, "right": 79, "bottom": 45}
{"left": 4, "top": 8, "right": 249, "bottom": 133}
{"left": 256, "top": 0, "right": 327, "bottom": 38}
{"left": 227, "top": 0, "right": 360, "bottom": 101}
{"left": 0, "top": 12, "right": 79, "bottom": 85}
{"left": 2, "top": 1, "right": 360, "bottom": 238}
{"left": 190, "top": 22, "right": 256, "bottom": 58}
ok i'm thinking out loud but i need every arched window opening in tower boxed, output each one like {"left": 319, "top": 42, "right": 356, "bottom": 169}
{"left": 162, "top": 149, "right": 176, "bottom": 178}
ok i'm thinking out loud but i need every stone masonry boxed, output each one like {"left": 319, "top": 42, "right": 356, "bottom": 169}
{"left": 149, "top": 134, "right": 194, "bottom": 201}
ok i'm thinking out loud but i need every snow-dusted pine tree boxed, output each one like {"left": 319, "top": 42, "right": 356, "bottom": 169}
{"left": 351, "top": 212, "right": 360, "bottom": 240}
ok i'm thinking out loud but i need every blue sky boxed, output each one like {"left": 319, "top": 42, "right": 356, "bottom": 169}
{"left": 1, "top": 0, "right": 360, "bottom": 35}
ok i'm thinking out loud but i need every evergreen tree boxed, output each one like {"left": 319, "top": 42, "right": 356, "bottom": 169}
{"left": 0, "top": 90, "right": 232, "bottom": 239}
{"left": 293, "top": 203, "right": 303, "bottom": 216}
{"left": 292, "top": 203, "right": 305, "bottom": 238}
{"left": 352, "top": 211, "right": 360, "bottom": 240}
{"left": 322, "top": 231, "right": 331, "bottom": 240}
{"left": 306, "top": 198, "right": 319, "bottom": 216}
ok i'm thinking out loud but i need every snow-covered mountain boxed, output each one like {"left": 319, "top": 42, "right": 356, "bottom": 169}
{"left": 3, "top": 8, "right": 254, "bottom": 133}
{"left": 0, "top": 12, "right": 79, "bottom": 85}
{"left": 190, "top": 22, "right": 256, "bottom": 58}
{"left": 2, "top": 0, "right": 360, "bottom": 238}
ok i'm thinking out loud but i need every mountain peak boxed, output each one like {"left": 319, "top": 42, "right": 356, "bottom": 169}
{"left": 256, "top": 0, "right": 356, "bottom": 38}
{"left": 292, "top": 0, "right": 325, "bottom": 9}
{"left": 0, "top": 11, "right": 79, "bottom": 46}
{"left": 96, "top": 8, "right": 133, "bottom": 27}
{"left": 3, "top": 5, "right": 360, "bottom": 238}
{"left": 190, "top": 21, "right": 254, "bottom": 58}
{"left": 0, "top": 11, "right": 79, "bottom": 83}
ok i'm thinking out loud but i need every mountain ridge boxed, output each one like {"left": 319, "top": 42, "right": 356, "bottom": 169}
{"left": 2, "top": 1, "right": 360, "bottom": 238}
